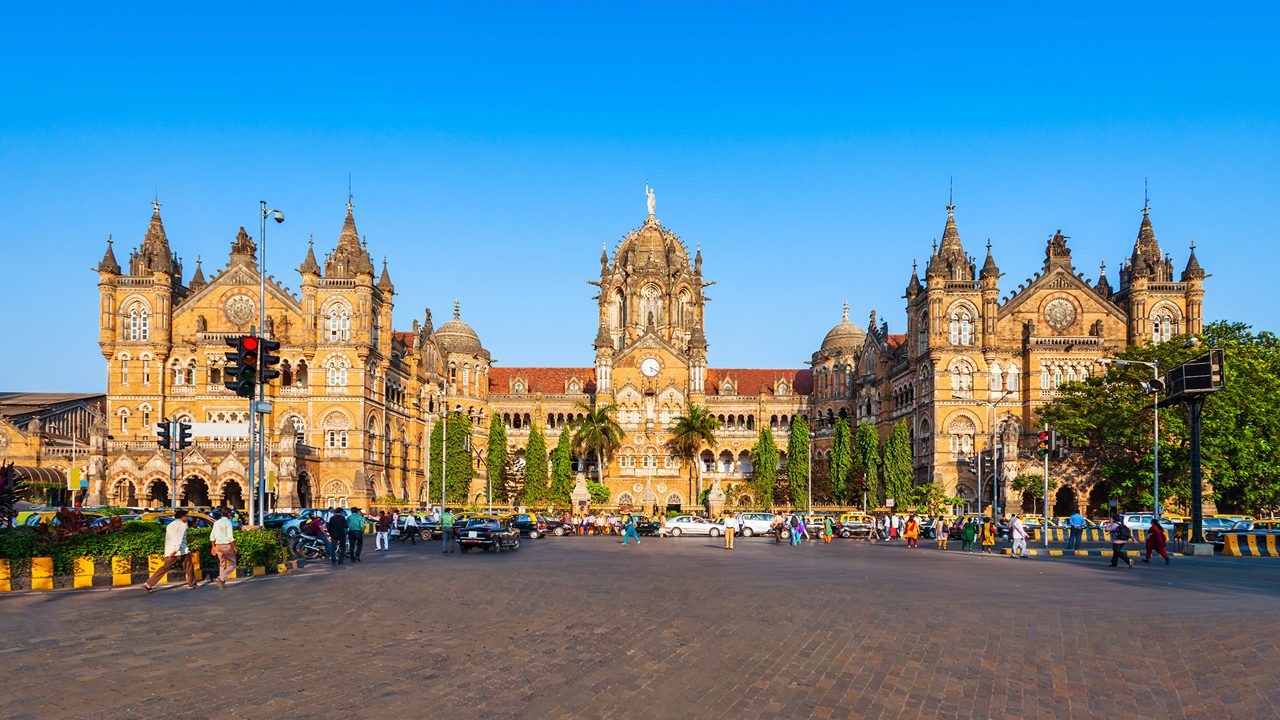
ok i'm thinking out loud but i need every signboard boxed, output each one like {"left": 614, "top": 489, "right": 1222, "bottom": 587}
{"left": 1164, "top": 349, "right": 1224, "bottom": 403}
{"left": 151, "top": 423, "right": 249, "bottom": 438}
{"left": 886, "top": 498, "right": 895, "bottom": 507}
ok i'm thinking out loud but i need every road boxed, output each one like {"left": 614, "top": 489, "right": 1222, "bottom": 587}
{"left": 3, "top": 535, "right": 1278, "bottom": 719}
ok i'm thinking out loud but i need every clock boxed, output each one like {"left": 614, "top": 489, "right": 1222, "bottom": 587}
{"left": 641, "top": 358, "right": 661, "bottom": 377}
{"left": 1044, "top": 299, "right": 1077, "bottom": 331}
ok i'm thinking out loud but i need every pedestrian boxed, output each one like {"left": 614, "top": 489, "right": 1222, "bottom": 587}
{"left": 961, "top": 517, "right": 978, "bottom": 552}
{"left": 1010, "top": 514, "right": 1029, "bottom": 558}
{"left": 723, "top": 512, "right": 736, "bottom": 549}
{"left": 375, "top": 511, "right": 391, "bottom": 551}
{"left": 208, "top": 508, "right": 236, "bottom": 589}
{"left": 621, "top": 514, "right": 640, "bottom": 545}
{"left": 1104, "top": 516, "right": 1134, "bottom": 568}
{"left": 794, "top": 514, "right": 807, "bottom": 545}
{"left": 979, "top": 517, "right": 997, "bottom": 553}
{"left": 1143, "top": 518, "right": 1170, "bottom": 565}
{"left": 1067, "top": 510, "right": 1086, "bottom": 550}
{"left": 440, "top": 507, "right": 456, "bottom": 553}
{"left": 822, "top": 515, "right": 834, "bottom": 544}
{"left": 934, "top": 516, "right": 949, "bottom": 550}
{"left": 903, "top": 515, "right": 920, "bottom": 549}
{"left": 657, "top": 513, "right": 668, "bottom": 538}
{"left": 346, "top": 508, "right": 366, "bottom": 562}
{"left": 143, "top": 509, "right": 196, "bottom": 592}
{"left": 402, "top": 511, "right": 418, "bottom": 545}
{"left": 326, "top": 509, "right": 348, "bottom": 565}
{"left": 888, "top": 514, "right": 899, "bottom": 542}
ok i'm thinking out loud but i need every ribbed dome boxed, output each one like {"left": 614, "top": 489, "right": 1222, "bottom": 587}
{"left": 435, "top": 301, "right": 486, "bottom": 354}
{"left": 821, "top": 303, "right": 866, "bottom": 351}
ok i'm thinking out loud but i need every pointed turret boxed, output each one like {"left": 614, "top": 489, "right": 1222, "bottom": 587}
{"left": 298, "top": 235, "right": 321, "bottom": 275}
{"left": 1094, "top": 261, "right": 1113, "bottom": 297}
{"left": 600, "top": 242, "right": 609, "bottom": 272}
{"left": 97, "top": 235, "right": 121, "bottom": 274}
{"left": 939, "top": 202, "right": 963, "bottom": 254}
{"left": 131, "top": 200, "right": 175, "bottom": 275}
{"left": 325, "top": 201, "right": 375, "bottom": 277}
{"left": 594, "top": 319, "right": 612, "bottom": 350}
{"left": 690, "top": 323, "right": 708, "bottom": 349}
{"left": 926, "top": 203, "right": 973, "bottom": 280}
{"left": 1129, "top": 204, "right": 1167, "bottom": 280}
{"left": 694, "top": 244, "right": 703, "bottom": 274}
{"left": 1181, "top": 241, "right": 1205, "bottom": 281}
{"left": 228, "top": 226, "right": 258, "bottom": 268}
{"left": 980, "top": 239, "right": 1000, "bottom": 279}
{"left": 188, "top": 256, "right": 207, "bottom": 292}
{"left": 377, "top": 256, "right": 395, "bottom": 293}
{"left": 905, "top": 259, "right": 922, "bottom": 298}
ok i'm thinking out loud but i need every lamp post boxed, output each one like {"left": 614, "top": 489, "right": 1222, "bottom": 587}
{"left": 957, "top": 388, "right": 1014, "bottom": 519}
{"left": 1098, "top": 358, "right": 1160, "bottom": 518}
{"left": 439, "top": 387, "right": 448, "bottom": 511}
{"left": 257, "top": 201, "right": 284, "bottom": 524}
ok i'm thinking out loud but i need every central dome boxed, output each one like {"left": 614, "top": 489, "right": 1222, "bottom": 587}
{"left": 613, "top": 216, "right": 690, "bottom": 269}
{"left": 435, "top": 301, "right": 488, "bottom": 357}
{"left": 820, "top": 304, "right": 866, "bottom": 351}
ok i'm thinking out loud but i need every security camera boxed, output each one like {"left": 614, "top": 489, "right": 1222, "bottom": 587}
{"left": 272, "top": 210, "right": 285, "bottom": 224}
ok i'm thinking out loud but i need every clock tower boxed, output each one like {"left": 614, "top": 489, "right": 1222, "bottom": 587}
{"left": 591, "top": 186, "right": 709, "bottom": 423}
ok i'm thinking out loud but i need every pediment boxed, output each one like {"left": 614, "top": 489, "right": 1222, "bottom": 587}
{"left": 177, "top": 261, "right": 303, "bottom": 315}
{"left": 619, "top": 330, "right": 686, "bottom": 361}
{"left": 999, "top": 267, "right": 1126, "bottom": 322}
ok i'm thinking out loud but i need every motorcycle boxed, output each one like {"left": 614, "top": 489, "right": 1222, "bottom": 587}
{"left": 290, "top": 533, "right": 329, "bottom": 560}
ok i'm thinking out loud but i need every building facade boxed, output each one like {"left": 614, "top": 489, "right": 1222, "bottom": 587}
{"left": 77, "top": 191, "right": 1206, "bottom": 513}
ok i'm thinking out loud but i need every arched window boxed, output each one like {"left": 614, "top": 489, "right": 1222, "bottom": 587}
{"left": 677, "top": 289, "right": 692, "bottom": 328}
{"left": 989, "top": 362, "right": 1003, "bottom": 393}
{"left": 949, "top": 305, "right": 974, "bottom": 346}
{"left": 325, "top": 302, "right": 352, "bottom": 342}
{"left": 326, "top": 357, "right": 349, "bottom": 388}
{"left": 1006, "top": 363, "right": 1019, "bottom": 391}
{"left": 917, "top": 310, "right": 929, "bottom": 351}
{"left": 640, "top": 284, "right": 662, "bottom": 326}
{"left": 120, "top": 357, "right": 130, "bottom": 385}
{"left": 1151, "top": 306, "right": 1180, "bottom": 344}
{"left": 948, "top": 416, "right": 976, "bottom": 460}
{"left": 126, "top": 302, "right": 151, "bottom": 341}
{"left": 609, "top": 288, "right": 625, "bottom": 330}
{"left": 950, "top": 359, "right": 975, "bottom": 399}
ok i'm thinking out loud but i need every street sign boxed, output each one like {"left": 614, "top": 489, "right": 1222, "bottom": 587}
{"left": 253, "top": 400, "right": 274, "bottom": 414}
{"left": 154, "top": 422, "right": 249, "bottom": 438}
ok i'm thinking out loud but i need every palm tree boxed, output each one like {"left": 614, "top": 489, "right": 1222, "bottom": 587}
{"left": 668, "top": 404, "right": 720, "bottom": 505}
{"left": 568, "top": 401, "right": 624, "bottom": 486}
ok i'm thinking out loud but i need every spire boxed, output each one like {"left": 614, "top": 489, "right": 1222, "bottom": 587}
{"left": 600, "top": 242, "right": 609, "bottom": 271}
{"left": 453, "top": 299, "right": 460, "bottom": 321}
{"left": 594, "top": 318, "right": 612, "bottom": 350}
{"left": 980, "top": 238, "right": 1000, "bottom": 279}
{"left": 1181, "top": 240, "right": 1205, "bottom": 281}
{"left": 694, "top": 244, "right": 702, "bottom": 273}
{"left": 325, "top": 201, "right": 374, "bottom": 277}
{"left": 939, "top": 201, "right": 963, "bottom": 254}
{"left": 1131, "top": 198, "right": 1164, "bottom": 278}
{"left": 905, "top": 258, "right": 922, "bottom": 297}
{"left": 1094, "top": 260, "right": 1113, "bottom": 296}
{"left": 842, "top": 300, "right": 849, "bottom": 322}
{"left": 377, "top": 256, "right": 395, "bottom": 292}
{"left": 298, "top": 235, "right": 321, "bottom": 275}
{"left": 188, "top": 256, "right": 207, "bottom": 291}
{"left": 96, "top": 234, "right": 121, "bottom": 274}
{"left": 133, "top": 199, "right": 174, "bottom": 274}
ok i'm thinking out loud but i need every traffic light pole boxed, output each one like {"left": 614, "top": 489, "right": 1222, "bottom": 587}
{"left": 1042, "top": 424, "right": 1050, "bottom": 548}
{"left": 169, "top": 418, "right": 178, "bottom": 512}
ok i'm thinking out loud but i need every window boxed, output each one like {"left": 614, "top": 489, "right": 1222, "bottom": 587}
{"left": 326, "top": 359, "right": 349, "bottom": 388}
{"left": 948, "top": 416, "right": 976, "bottom": 460}
{"left": 326, "top": 304, "right": 352, "bottom": 342}
{"left": 121, "top": 359, "right": 129, "bottom": 385}
{"left": 1006, "top": 364, "right": 1019, "bottom": 391}
{"left": 326, "top": 430, "right": 349, "bottom": 448}
{"left": 128, "top": 304, "right": 150, "bottom": 341}
{"left": 950, "top": 359, "right": 975, "bottom": 399}
{"left": 142, "top": 359, "right": 151, "bottom": 384}
{"left": 291, "top": 417, "right": 306, "bottom": 444}
{"left": 640, "top": 284, "right": 661, "bottom": 326}
{"left": 1151, "top": 310, "right": 1178, "bottom": 344}
{"left": 949, "top": 307, "right": 974, "bottom": 346}
{"left": 1041, "top": 369, "right": 1050, "bottom": 389}
{"left": 917, "top": 311, "right": 929, "bottom": 351}
{"left": 990, "top": 362, "right": 1003, "bottom": 393}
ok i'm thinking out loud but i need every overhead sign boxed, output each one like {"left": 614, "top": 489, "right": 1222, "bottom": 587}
{"left": 151, "top": 423, "right": 248, "bottom": 439}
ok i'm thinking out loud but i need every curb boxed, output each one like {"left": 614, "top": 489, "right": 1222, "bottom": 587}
{"left": 0, "top": 553, "right": 302, "bottom": 594}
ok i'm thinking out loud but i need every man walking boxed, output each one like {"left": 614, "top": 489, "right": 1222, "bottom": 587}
{"left": 621, "top": 514, "right": 640, "bottom": 545}
{"left": 402, "top": 511, "right": 418, "bottom": 546}
{"left": 440, "top": 507, "right": 456, "bottom": 553}
{"left": 1010, "top": 514, "right": 1029, "bottom": 558}
{"left": 375, "top": 511, "right": 391, "bottom": 551}
{"left": 1067, "top": 511, "right": 1086, "bottom": 550}
{"left": 208, "top": 509, "right": 236, "bottom": 589}
{"left": 723, "top": 512, "right": 736, "bottom": 550}
{"left": 326, "top": 508, "right": 348, "bottom": 565}
{"left": 143, "top": 509, "right": 196, "bottom": 592}
{"left": 1104, "top": 516, "right": 1134, "bottom": 568}
{"left": 346, "top": 508, "right": 366, "bottom": 562}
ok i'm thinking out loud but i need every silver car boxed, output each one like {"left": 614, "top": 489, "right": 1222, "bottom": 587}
{"left": 733, "top": 512, "right": 777, "bottom": 537}
{"left": 666, "top": 515, "right": 723, "bottom": 537}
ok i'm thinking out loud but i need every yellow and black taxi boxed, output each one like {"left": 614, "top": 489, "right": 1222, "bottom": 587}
{"left": 503, "top": 512, "right": 547, "bottom": 539}
{"left": 456, "top": 515, "right": 521, "bottom": 553}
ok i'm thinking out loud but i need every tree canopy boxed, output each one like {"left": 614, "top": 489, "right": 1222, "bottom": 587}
{"left": 486, "top": 414, "right": 508, "bottom": 502}
{"left": 881, "top": 420, "right": 913, "bottom": 506}
{"left": 549, "top": 429, "right": 575, "bottom": 507}
{"left": 854, "top": 421, "right": 882, "bottom": 504}
{"left": 569, "top": 401, "right": 624, "bottom": 484}
{"left": 428, "top": 413, "right": 473, "bottom": 507}
{"left": 830, "top": 417, "right": 852, "bottom": 504}
{"left": 522, "top": 425, "right": 549, "bottom": 506}
{"left": 785, "top": 415, "right": 810, "bottom": 509}
{"left": 749, "top": 427, "right": 779, "bottom": 509}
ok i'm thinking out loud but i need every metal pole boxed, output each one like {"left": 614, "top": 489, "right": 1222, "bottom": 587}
{"left": 169, "top": 418, "right": 177, "bottom": 512}
{"left": 247, "top": 373, "right": 256, "bottom": 526}
{"left": 976, "top": 443, "right": 983, "bottom": 518}
{"left": 1189, "top": 397, "right": 1205, "bottom": 544}
{"left": 441, "top": 391, "right": 448, "bottom": 510}
{"left": 1153, "top": 364, "right": 1160, "bottom": 518}
{"left": 1043, "top": 423, "right": 1050, "bottom": 548}
{"left": 258, "top": 201, "right": 268, "bottom": 523}
{"left": 806, "top": 430, "right": 812, "bottom": 516}
{"left": 990, "top": 404, "right": 999, "bottom": 520}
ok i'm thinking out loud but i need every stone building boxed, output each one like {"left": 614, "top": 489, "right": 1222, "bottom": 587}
{"left": 77, "top": 190, "right": 1206, "bottom": 514}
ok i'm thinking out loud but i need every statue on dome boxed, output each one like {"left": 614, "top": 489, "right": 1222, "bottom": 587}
{"left": 645, "top": 182, "right": 656, "bottom": 218}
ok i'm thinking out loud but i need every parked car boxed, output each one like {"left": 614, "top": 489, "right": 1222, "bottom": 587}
{"left": 1120, "top": 513, "right": 1174, "bottom": 534}
{"left": 1201, "top": 516, "right": 1241, "bottom": 542}
{"left": 505, "top": 512, "right": 545, "bottom": 539}
{"left": 543, "top": 516, "right": 575, "bottom": 536}
{"left": 456, "top": 517, "right": 521, "bottom": 553}
{"left": 261, "top": 512, "right": 297, "bottom": 529}
{"left": 734, "top": 512, "right": 777, "bottom": 537}
{"left": 666, "top": 515, "right": 722, "bottom": 537}
{"left": 836, "top": 513, "right": 874, "bottom": 539}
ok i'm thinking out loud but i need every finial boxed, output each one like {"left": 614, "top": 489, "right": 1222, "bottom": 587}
{"left": 348, "top": 174, "right": 353, "bottom": 211}
{"left": 1143, "top": 177, "right": 1150, "bottom": 216}
{"left": 912, "top": 258, "right": 917, "bottom": 273}
{"left": 1190, "top": 239, "right": 1196, "bottom": 251}
{"left": 152, "top": 196, "right": 161, "bottom": 213}
{"left": 308, "top": 234, "right": 314, "bottom": 248}
{"left": 383, "top": 255, "right": 388, "bottom": 269}
{"left": 1099, "top": 260, "right": 1106, "bottom": 274}
{"left": 107, "top": 233, "right": 113, "bottom": 246}
{"left": 932, "top": 238, "right": 938, "bottom": 254}
{"left": 842, "top": 301, "right": 849, "bottom": 321}
{"left": 196, "top": 255, "right": 201, "bottom": 265}
{"left": 948, "top": 175, "right": 954, "bottom": 213}
{"left": 986, "top": 238, "right": 992, "bottom": 252}
{"left": 453, "top": 299, "right": 460, "bottom": 320}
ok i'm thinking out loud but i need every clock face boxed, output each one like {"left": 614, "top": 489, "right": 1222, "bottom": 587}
{"left": 1044, "top": 299, "right": 1077, "bottom": 331}
{"left": 224, "top": 295, "right": 256, "bottom": 326}
{"left": 641, "top": 358, "right": 661, "bottom": 377}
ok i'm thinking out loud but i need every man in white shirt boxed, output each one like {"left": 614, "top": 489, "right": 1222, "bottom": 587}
{"left": 723, "top": 512, "right": 736, "bottom": 550}
{"left": 143, "top": 509, "right": 196, "bottom": 592}
{"left": 1010, "top": 514, "right": 1029, "bottom": 558}
{"left": 208, "top": 509, "right": 237, "bottom": 589}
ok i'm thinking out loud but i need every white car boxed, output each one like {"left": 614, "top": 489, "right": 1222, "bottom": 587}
{"left": 1120, "top": 513, "right": 1173, "bottom": 534}
{"left": 732, "top": 512, "right": 778, "bottom": 537}
{"left": 666, "top": 515, "right": 723, "bottom": 537}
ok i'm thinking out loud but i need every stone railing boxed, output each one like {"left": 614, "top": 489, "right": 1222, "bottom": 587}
{"left": 1028, "top": 336, "right": 1104, "bottom": 349}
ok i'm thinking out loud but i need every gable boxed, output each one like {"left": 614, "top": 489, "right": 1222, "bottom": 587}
{"left": 999, "top": 267, "right": 1127, "bottom": 326}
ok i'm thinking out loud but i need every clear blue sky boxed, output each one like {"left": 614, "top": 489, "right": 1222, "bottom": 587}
{"left": 2, "top": 2, "right": 1276, "bottom": 392}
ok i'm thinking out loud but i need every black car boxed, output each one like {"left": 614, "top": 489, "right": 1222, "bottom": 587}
{"left": 629, "top": 515, "right": 661, "bottom": 536}
{"left": 506, "top": 512, "right": 546, "bottom": 539}
{"left": 456, "top": 518, "right": 521, "bottom": 553}
{"left": 262, "top": 512, "right": 297, "bottom": 529}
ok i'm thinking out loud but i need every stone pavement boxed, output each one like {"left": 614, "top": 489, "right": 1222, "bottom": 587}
{"left": 2, "top": 535, "right": 1279, "bottom": 719}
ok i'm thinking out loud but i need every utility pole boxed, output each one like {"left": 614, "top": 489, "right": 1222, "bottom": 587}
{"left": 1043, "top": 424, "right": 1050, "bottom": 548}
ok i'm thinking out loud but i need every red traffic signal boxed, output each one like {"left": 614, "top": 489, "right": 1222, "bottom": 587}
{"left": 224, "top": 336, "right": 259, "bottom": 397}
{"left": 1037, "top": 430, "right": 1050, "bottom": 458}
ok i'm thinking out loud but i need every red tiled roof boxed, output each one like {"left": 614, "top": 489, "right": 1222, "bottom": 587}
{"left": 392, "top": 331, "right": 415, "bottom": 348}
{"left": 707, "top": 368, "right": 811, "bottom": 396}
{"left": 884, "top": 333, "right": 907, "bottom": 350}
{"left": 490, "top": 367, "right": 596, "bottom": 395}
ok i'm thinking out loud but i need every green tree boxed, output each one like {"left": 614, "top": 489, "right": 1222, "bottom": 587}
{"left": 549, "top": 430, "right": 574, "bottom": 507}
{"left": 522, "top": 425, "right": 549, "bottom": 505}
{"left": 1040, "top": 321, "right": 1280, "bottom": 515}
{"left": 487, "top": 414, "right": 508, "bottom": 502}
{"left": 830, "top": 417, "right": 852, "bottom": 504}
{"left": 854, "top": 422, "right": 882, "bottom": 504}
{"left": 749, "top": 427, "right": 779, "bottom": 509}
{"left": 1011, "top": 473, "right": 1059, "bottom": 501}
{"left": 668, "top": 404, "right": 720, "bottom": 502}
{"left": 569, "top": 401, "right": 624, "bottom": 485}
{"left": 906, "top": 482, "right": 959, "bottom": 517}
{"left": 428, "top": 414, "right": 473, "bottom": 507}
{"left": 587, "top": 482, "right": 611, "bottom": 505}
{"left": 785, "top": 416, "right": 810, "bottom": 509}
{"left": 881, "top": 420, "right": 913, "bottom": 506}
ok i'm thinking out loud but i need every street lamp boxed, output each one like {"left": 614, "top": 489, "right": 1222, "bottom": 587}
{"left": 1097, "top": 358, "right": 1161, "bottom": 518}
{"left": 956, "top": 388, "right": 1014, "bottom": 519}
{"left": 252, "top": 201, "right": 284, "bottom": 526}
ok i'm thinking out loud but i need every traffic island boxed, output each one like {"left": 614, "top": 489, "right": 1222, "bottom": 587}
{"left": 0, "top": 552, "right": 305, "bottom": 593}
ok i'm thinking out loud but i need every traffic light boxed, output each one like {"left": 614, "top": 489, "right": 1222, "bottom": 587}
{"left": 980, "top": 449, "right": 995, "bottom": 476}
{"left": 177, "top": 421, "right": 193, "bottom": 450}
{"left": 258, "top": 338, "right": 282, "bottom": 384}
{"left": 224, "top": 336, "right": 259, "bottom": 397}
{"left": 1037, "top": 430, "right": 1050, "bottom": 458}
{"left": 1050, "top": 431, "right": 1069, "bottom": 459}
{"left": 156, "top": 420, "right": 172, "bottom": 450}
{"left": 967, "top": 455, "right": 978, "bottom": 475}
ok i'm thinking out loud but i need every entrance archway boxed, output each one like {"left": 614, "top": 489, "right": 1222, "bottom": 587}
{"left": 181, "top": 477, "right": 210, "bottom": 507}
{"left": 297, "top": 471, "right": 313, "bottom": 509}
{"left": 1053, "top": 486, "right": 1077, "bottom": 517}
{"left": 1087, "top": 483, "right": 1112, "bottom": 518}
{"left": 221, "top": 479, "right": 245, "bottom": 510}
{"left": 145, "top": 478, "right": 170, "bottom": 508}
{"left": 665, "top": 493, "right": 683, "bottom": 512}
{"left": 111, "top": 478, "right": 138, "bottom": 506}
{"left": 1020, "top": 490, "right": 1037, "bottom": 513}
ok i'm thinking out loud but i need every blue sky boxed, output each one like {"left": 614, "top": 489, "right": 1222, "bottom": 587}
{"left": 2, "top": 2, "right": 1276, "bottom": 392}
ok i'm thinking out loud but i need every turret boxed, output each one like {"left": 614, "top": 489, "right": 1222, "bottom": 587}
{"left": 980, "top": 240, "right": 1000, "bottom": 353}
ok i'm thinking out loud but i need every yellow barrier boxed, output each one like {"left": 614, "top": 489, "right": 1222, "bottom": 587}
{"left": 74, "top": 557, "right": 94, "bottom": 588}
{"left": 0, "top": 554, "right": 299, "bottom": 593}
{"left": 31, "top": 557, "right": 53, "bottom": 591}
{"left": 1223, "top": 534, "right": 1280, "bottom": 557}
{"left": 0, "top": 559, "right": 9, "bottom": 592}
{"left": 111, "top": 555, "right": 132, "bottom": 586}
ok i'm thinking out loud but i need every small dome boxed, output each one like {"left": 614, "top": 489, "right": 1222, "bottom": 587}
{"left": 435, "top": 301, "right": 486, "bottom": 355}
{"left": 821, "top": 302, "right": 866, "bottom": 351}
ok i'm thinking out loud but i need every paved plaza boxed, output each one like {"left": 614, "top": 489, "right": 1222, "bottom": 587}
{"left": 3, "top": 536, "right": 1279, "bottom": 719}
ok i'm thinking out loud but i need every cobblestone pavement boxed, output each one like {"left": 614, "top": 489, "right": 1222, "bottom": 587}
{"left": 3, "top": 535, "right": 1279, "bottom": 719}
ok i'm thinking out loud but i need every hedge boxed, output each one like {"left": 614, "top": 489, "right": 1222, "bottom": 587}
{"left": 0, "top": 521, "right": 290, "bottom": 576}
